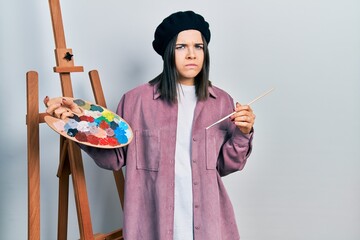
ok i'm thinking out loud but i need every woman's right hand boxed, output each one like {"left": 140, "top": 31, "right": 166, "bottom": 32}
{"left": 43, "top": 96, "right": 82, "bottom": 119}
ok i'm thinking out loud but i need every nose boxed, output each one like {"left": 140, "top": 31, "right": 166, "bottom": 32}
{"left": 186, "top": 47, "right": 196, "bottom": 59}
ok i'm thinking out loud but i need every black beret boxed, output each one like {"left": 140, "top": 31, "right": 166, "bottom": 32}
{"left": 152, "top": 11, "right": 211, "bottom": 57}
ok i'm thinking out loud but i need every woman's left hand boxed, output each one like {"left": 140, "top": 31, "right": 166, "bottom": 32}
{"left": 230, "top": 102, "right": 255, "bottom": 134}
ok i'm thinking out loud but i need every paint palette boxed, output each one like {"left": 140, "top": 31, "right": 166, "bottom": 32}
{"left": 44, "top": 98, "right": 133, "bottom": 149}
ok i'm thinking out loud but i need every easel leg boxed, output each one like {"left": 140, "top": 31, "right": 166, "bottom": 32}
{"left": 57, "top": 138, "right": 70, "bottom": 240}
{"left": 26, "top": 71, "right": 41, "bottom": 240}
{"left": 68, "top": 141, "right": 94, "bottom": 239}
{"left": 113, "top": 171, "right": 125, "bottom": 209}
{"left": 57, "top": 137, "right": 95, "bottom": 239}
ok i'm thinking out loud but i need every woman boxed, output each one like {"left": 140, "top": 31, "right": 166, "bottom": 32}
{"left": 45, "top": 10, "right": 255, "bottom": 240}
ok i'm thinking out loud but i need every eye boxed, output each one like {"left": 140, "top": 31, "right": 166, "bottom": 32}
{"left": 175, "top": 44, "right": 185, "bottom": 50}
{"left": 195, "top": 44, "right": 204, "bottom": 50}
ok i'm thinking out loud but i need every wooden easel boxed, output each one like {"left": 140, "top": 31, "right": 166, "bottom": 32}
{"left": 26, "top": 0, "right": 124, "bottom": 239}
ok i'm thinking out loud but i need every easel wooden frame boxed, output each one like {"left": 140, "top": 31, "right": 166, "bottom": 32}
{"left": 26, "top": 0, "right": 125, "bottom": 239}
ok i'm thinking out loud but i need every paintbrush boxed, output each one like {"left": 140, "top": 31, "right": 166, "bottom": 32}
{"left": 205, "top": 87, "right": 275, "bottom": 130}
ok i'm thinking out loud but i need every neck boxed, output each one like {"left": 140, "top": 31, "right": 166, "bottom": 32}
{"left": 178, "top": 78, "right": 195, "bottom": 86}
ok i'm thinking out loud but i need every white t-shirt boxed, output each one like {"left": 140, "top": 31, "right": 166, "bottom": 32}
{"left": 173, "top": 84, "right": 197, "bottom": 240}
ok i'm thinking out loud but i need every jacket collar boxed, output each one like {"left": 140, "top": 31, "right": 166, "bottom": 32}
{"left": 153, "top": 83, "right": 217, "bottom": 100}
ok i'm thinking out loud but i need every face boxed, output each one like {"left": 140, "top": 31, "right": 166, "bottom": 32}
{"left": 175, "top": 30, "right": 204, "bottom": 85}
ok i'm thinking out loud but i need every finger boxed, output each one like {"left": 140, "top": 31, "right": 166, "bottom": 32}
{"left": 239, "top": 105, "right": 253, "bottom": 112}
{"left": 53, "top": 107, "right": 69, "bottom": 119}
{"left": 43, "top": 96, "right": 49, "bottom": 107}
{"left": 234, "top": 121, "right": 253, "bottom": 131}
{"left": 46, "top": 102, "right": 62, "bottom": 115}
{"left": 234, "top": 102, "right": 253, "bottom": 112}
{"left": 234, "top": 115, "right": 252, "bottom": 123}
{"left": 230, "top": 102, "right": 243, "bottom": 120}
{"left": 234, "top": 102, "right": 243, "bottom": 112}
{"left": 62, "top": 98, "right": 82, "bottom": 114}
{"left": 234, "top": 120, "right": 252, "bottom": 127}
{"left": 46, "top": 97, "right": 63, "bottom": 106}
{"left": 235, "top": 110, "right": 256, "bottom": 123}
{"left": 60, "top": 110, "right": 74, "bottom": 120}
{"left": 231, "top": 109, "right": 253, "bottom": 122}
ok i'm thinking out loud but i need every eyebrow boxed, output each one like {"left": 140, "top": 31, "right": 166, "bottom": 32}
{"left": 175, "top": 43, "right": 204, "bottom": 46}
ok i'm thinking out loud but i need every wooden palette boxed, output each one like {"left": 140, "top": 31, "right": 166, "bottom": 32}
{"left": 44, "top": 98, "right": 133, "bottom": 148}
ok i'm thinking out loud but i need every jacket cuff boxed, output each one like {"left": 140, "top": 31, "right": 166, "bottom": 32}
{"left": 232, "top": 127, "right": 254, "bottom": 145}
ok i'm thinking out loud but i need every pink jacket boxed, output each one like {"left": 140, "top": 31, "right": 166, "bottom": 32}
{"left": 81, "top": 83, "right": 253, "bottom": 239}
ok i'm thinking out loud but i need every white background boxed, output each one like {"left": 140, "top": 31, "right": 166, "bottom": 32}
{"left": 1, "top": 0, "right": 359, "bottom": 239}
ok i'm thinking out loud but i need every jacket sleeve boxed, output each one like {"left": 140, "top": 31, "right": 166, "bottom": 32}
{"left": 215, "top": 90, "right": 254, "bottom": 176}
{"left": 217, "top": 127, "right": 253, "bottom": 177}
{"left": 79, "top": 144, "right": 126, "bottom": 171}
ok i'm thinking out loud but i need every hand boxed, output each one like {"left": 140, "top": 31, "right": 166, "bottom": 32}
{"left": 43, "top": 96, "right": 82, "bottom": 119}
{"left": 230, "top": 102, "right": 255, "bottom": 134}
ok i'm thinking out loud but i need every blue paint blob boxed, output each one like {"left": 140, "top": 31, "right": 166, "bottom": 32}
{"left": 90, "top": 105, "right": 103, "bottom": 112}
{"left": 116, "top": 134, "right": 128, "bottom": 144}
{"left": 110, "top": 121, "right": 119, "bottom": 130}
{"left": 73, "top": 99, "right": 86, "bottom": 106}
{"left": 67, "top": 128, "right": 78, "bottom": 137}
